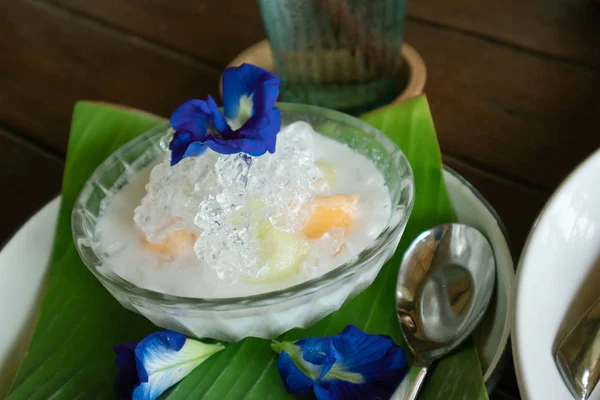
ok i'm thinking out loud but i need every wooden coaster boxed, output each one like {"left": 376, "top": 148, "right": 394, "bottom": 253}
{"left": 220, "top": 40, "right": 427, "bottom": 105}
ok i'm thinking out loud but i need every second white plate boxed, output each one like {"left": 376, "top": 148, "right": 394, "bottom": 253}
{"left": 513, "top": 149, "right": 600, "bottom": 400}
{"left": 0, "top": 197, "right": 60, "bottom": 397}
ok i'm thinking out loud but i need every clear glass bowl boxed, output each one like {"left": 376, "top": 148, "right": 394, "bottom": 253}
{"left": 72, "top": 103, "right": 414, "bottom": 341}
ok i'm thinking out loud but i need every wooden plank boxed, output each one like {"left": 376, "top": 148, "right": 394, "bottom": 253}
{"left": 5, "top": 1, "right": 598, "bottom": 188}
{"left": 407, "top": 0, "right": 600, "bottom": 69}
{"left": 49, "top": 0, "right": 600, "bottom": 71}
{"left": 15, "top": 1, "right": 599, "bottom": 190}
{"left": 0, "top": 128, "right": 63, "bottom": 244}
{"left": 0, "top": 0, "right": 220, "bottom": 155}
{"left": 47, "top": 0, "right": 266, "bottom": 67}
{"left": 405, "top": 21, "right": 600, "bottom": 190}
{"left": 444, "top": 155, "right": 549, "bottom": 253}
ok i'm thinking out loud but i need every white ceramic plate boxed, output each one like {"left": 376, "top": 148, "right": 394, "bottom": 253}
{"left": 0, "top": 197, "right": 60, "bottom": 397}
{"left": 0, "top": 169, "right": 514, "bottom": 397}
{"left": 513, "top": 148, "right": 600, "bottom": 400}
{"left": 444, "top": 168, "right": 514, "bottom": 392}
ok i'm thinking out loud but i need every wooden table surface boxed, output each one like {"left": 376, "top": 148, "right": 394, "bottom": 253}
{"left": 1, "top": 0, "right": 599, "bottom": 398}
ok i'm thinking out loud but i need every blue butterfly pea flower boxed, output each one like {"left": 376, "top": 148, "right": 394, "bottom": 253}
{"left": 169, "top": 63, "right": 282, "bottom": 165}
{"left": 272, "top": 325, "right": 407, "bottom": 400}
{"left": 113, "top": 330, "right": 224, "bottom": 400}
{"left": 114, "top": 342, "right": 139, "bottom": 399}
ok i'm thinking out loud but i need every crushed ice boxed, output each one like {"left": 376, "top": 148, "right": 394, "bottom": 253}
{"left": 134, "top": 122, "right": 330, "bottom": 282}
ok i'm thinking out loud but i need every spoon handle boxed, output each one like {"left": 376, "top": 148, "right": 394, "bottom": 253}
{"left": 390, "top": 361, "right": 430, "bottom": 400}
{"left": 555, "top": 296, "right": 600, "bottom": 399}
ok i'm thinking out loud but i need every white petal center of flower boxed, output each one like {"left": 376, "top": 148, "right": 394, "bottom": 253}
{"left": 134, "top": 339, "right": 224, "bottom": 399}
{"left": 228, "top": 94, "right": 254, "bottom": 130}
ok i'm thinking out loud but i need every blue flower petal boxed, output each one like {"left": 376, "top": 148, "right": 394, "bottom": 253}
{"left": 278, "top": 350, "right": 315, "bottom": 395}
{"left": 236, "top": 107, "right": 280, "bottom": 154}
{"left": 169, "top": 98, "right": 225, "bottom": 165}
{"left": 169, "top": 63, "right": 281, "bottom": 161}
{"left": 300, "top": 339, "right": 330, "bottom": 365}
{"left": 330, "top": 325, "right": 407, "bottom": 384}
{"left": 251, "top": 69, "right": 281, "bottom": 115}
{"left": 206, "top": 95, "right": 229, "bottom": 133}
{"left": 134, "top": 330, "right": 186, "bottom": 382}
{"left": 315, "top": 379, "right": 389, "bottom": 400}
{"left": 131, "top": 330, "right": 224, "bottom": 400}
{"left": 205, "top": 107, "right": 280, "bottom": 157}
{"left": 169, "top": 131, "right": 192, "bottom": 166}
{"left": 204, "top": 136, "right": 268, "bottom": 157}
{"left": 273, "top": 325, "right": 408, "bottom": 400}
{"left": 170, "top": 100, "right": 213, "bottom": 141}
{"left": 182, "top": 141, "right": 208, "bottom": 159}
{"left": 320, "top": 342, "right": 343, "bottom": 379}
{"left": 212, "top": 107, "right": 279, "bottom": 156}
{"left": 222, "top": 63, "right": 281, "bottom": 122}
{"left": 296, "top": 338, "right": 342, "bottom": 379}
{"left": 114, "top": 342, "right": 139, "bottom": 399}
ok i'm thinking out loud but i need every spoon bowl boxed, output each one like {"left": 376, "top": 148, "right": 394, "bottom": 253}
{"left": 392, "top": 223, "right": 496, "bottom": 399}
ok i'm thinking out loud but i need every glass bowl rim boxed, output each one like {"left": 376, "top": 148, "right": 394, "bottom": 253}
{"left": 72, "top": 102, "right": 415, "bottom": 310}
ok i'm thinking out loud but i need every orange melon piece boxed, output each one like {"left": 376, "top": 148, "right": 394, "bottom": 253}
{"left": 303, "top": 195, "right": 359, "bottom": 239}
{"left": 142, "top": 229, "right": 198, "bottom": 259}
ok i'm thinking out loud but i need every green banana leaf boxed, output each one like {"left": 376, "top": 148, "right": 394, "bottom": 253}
{"left": 8, "top": 96, "right": 487, "bottom": 399}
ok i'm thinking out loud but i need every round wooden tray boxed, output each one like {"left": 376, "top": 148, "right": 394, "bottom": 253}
{"left": 220, "top": 40, "right": 427, "bottom": 105}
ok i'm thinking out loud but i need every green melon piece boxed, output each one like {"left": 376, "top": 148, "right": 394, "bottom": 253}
{"left": 249, "top": 221, "right": 310, "bottom": 283}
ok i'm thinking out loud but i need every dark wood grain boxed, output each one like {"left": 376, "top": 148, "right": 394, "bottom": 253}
{"left": 3, "top": 1, "right": 598, "bottom": 191}
{"left": 405, "top": 21, "right": 600, "bottom": 190}
{"left": 407, "top": 0, "right": 600, "bottom": 70}
{"left": 0, "top": 128, "right": 63, "bottom": 244}
{"left": 51, "top": 0, "right": 600, "bottom": 71}
{"left": 0, "top": 0, "right": 220, "bottom": 155}
{"left": 47, "top": 0, "right": 266, "bottom": 67}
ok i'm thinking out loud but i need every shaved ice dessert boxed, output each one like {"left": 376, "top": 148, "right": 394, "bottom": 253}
{"left": 73, "top": 63, "right": 414, "bottom": 340}
{"left": 96, "top": 121, "right": 391, "bottom": 298}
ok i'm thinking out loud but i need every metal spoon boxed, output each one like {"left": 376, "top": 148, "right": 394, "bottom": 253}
{"left": 390, "top": 223, "right": 496, "bottom": 400}
{"left": 555, "top": 296, "right": 600, "bottom": 399}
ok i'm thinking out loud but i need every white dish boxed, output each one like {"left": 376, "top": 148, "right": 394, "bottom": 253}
{"left": 0, "top": 168, "right": 514, "bottom": 397}
{"left": 513, "top": 148, "right": 600, "bottom": 400}
{"left": 0, "top": 197, "right": 60, "bottom": 398}
{"left": 444, "top": 167, "right": 514, "bottom": 391}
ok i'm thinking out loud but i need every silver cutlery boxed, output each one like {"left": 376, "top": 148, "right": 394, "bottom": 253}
{"left": 390, "top": 223, "right": 496, "bottom": 400}
{"left": 556, "top": 296, "right": 600, "bottom": 399}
